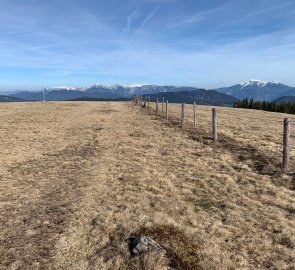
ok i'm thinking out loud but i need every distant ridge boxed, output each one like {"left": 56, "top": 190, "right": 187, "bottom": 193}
{"left": 214, "top": 80, "right": 295, "bottom": 101}
{"left": 4, "top": 80, "right": 295, "bottom": 103}
{"left": 143, "top": 89, "right": 237, "bottom": 106}
{"left": 67, "top": 97, "right": 130, "bottom": 102}
{"left": 0, "top": 95, "right": 26, "bottom": 102}
{"left": 8, "top": 85, "right": 197, "bottom": 101}
{"left": 274, "top": 96, "right": 295, "bottom": 104}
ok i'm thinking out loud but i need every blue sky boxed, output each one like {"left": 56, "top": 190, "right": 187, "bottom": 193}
{"left": 1, "top": 0, "right": 295, "bottom": 90}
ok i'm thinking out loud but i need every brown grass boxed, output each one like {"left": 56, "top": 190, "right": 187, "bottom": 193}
{"left": 0, "top": 101, "right": 295, "bottom": 269}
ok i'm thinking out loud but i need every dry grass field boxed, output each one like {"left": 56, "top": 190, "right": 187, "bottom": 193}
{"left": 1, "top": 101, "right": 295, "bottom": 269}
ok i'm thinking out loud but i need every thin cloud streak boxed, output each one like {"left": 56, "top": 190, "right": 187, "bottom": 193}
{"left": 137, "top": 5, "right": 159, "bottom": 31}
{"left": 165, "top": 6, "right": 223, "bottom": 29}
{"left": 126, "top": 8, "right": 141, "bottom": 30}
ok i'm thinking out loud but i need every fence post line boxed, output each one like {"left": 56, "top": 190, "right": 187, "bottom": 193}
{"left": 162, "top": 97, "right": 165, "bottom": 112}
{"left": 156, "top": 98, "right": 159, "bottom": 117}
{"left": 212, "top": 108, "right": 217, "bottom": 141}
{"left": 180, "top": 103, "right": 185, "bottom": 128}
{"left": 193, "top": 101, "right": 196, "bottom": 128}
{"left": 166, "top": 100, "right": 168, "bottom": 119}
{"left": 283, "top": 118, "right": 290, "bottom": 172}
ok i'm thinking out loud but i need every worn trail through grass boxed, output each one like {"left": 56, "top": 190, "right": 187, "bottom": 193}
{"left": 0, "top": 102, "right": 295, "bottom": 269}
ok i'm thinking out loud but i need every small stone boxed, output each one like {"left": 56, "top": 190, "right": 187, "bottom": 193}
{"left": 129, "top": 235, "right": 166, "bottom": 256}
{"left": 133, "top": 236, "right": 149, "bottom": 255}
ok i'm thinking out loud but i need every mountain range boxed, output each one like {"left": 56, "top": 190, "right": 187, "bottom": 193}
{"left": 9, "top": 85, "right": 197, "bottom": 102}
{"left": 0, "top": 95, "right": 26, "bottom": 102}
{"left": 274, "top": 96, "right": 295, "bottom": 104}
{"left": 1, "top": 80, "right": 295, "bottom": 105}
{"left": 213, "top": 80, "right": 295, "bottom": 101}
{"left": 144, "top": 89, "right": 237, "bottom": 106}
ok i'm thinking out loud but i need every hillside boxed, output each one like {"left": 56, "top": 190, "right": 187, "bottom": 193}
{"left": 275, "top": 96, "right": 295, "bottom": 103}
{"left": 1, "top": 102, "right": 295, "bottom": 269}
{"left": 143, "top": 89, "right": 237, "bottom": 106}
{"left": 214, "top": 80, "right": 295, "bottom": 101}
{"left": 10, "top": 90, "right": 86, "bottom": 101}
{"left": 67, "top": 97, "right": 129, "bottom": 101}
{"left": 0, "top": 95, "right": 26, "bottom": 102}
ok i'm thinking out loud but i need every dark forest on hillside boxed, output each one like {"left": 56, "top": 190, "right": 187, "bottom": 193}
{"left": 234, "top": 98, "right": 295, "bottom": 114}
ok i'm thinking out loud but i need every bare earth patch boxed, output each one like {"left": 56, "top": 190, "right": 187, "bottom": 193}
{"left": 1, "top": 102, "right": 295, "bottom": 269}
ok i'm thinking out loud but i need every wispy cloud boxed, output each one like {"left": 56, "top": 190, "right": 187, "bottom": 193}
{"left": 124, "top": 5, "right": 159, "bottom": 35}
{"left": 126, "top": 8, "right": 141, "bottom": 31}
{"left": 138, "top": 5, "right": 159, "bottom": 31}
{"left": 217, "top": 1, "right": 295, "bottom": 30}
{"left": 165, "top": 7, "right": 222, "bottom": 29}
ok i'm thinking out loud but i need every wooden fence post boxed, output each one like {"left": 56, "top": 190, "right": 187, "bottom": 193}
{"left": 212, "top": 108, "right": 217, "bottom": 141}
{"left": 193, "top": 101, "right": 196, "bottom": 128}
{"left": 166, "top": 100, "right": 168, "bottom": 119}
{"left": 162, "top": 97, "right": 164, "bottom": 112}
{"left": 283, "top": 118, "right": 290, "bottom": 171}
{"left": 180, "top": 103, "right": 185, "bottom": 128}
{"left": 156, "top": 98, "right": 159, "bottom": 116}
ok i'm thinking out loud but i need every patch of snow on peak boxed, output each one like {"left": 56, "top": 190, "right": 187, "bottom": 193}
{"left": 269, "top": 81, "right": 280, "bottom": 85}
{"left": 122, "top": 84, "right": 146, "bottom": 88}
{"left": 51, "top": 86, "right": 78, "bottom": 91}
{"left": 240, "top": 80, "right": 267, "bottom": 89}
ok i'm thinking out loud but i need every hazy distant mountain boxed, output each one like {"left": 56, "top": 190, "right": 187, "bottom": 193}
{"left": 7, "top": 81, "right": 295, "bottom": 103}
{"left": 0, "top": 90, "right": 24, "bottom": 96}
{"left": 0, "top": 95, "right": 26, "bottom": 102}
{"left": 214, "top": 80, "right": 295, "bottom": 101}
{"left": 66, "top": 97, "right": 129, "bottom": 102}
{"left": 143, "top": 89, "right": 237, "bottom": 106}
{"left": 9, "top": 84, "right": 197, "bottom": 101}
{"left": 84, "top": 84, "right": 195, "bottom": 97}
{"left": 274, "top": 96, "right": 295, "bottom": 104}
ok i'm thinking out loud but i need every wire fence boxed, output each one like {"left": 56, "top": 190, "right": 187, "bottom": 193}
{"left": 132, "top": 95, "right": 293, "bottom": 173}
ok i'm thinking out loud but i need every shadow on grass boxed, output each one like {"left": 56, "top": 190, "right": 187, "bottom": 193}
{"left": 134, "top": 224, "right": 202, "bottom": 270}
{"left": 139, "top": 105, "right": 286, "bottom": 177}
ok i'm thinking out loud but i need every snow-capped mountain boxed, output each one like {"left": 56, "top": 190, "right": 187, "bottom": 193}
{"left": 6, "top": 81, "right": 295, "bottom": 102}
{"left": 8, "top": 84, "right": 198, "bottom": 101}
{"left": 46, "top": 86, "right": 88, "bottom": 91}
{"left": 214, "top": 80, "right": 295, "bottom": 101}
{"left": 240, "top": 79, "right": 278, "bottom": 89}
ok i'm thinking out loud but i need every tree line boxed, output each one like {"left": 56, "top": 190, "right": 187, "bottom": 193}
{"left": 234, "top": 98, "right": 295, "bottom": 114}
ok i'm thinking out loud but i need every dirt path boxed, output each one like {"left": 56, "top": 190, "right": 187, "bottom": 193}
{"left": 0, "top": 102, "right": 106, "bottom": 269}
{"left": 1, "top": 102, "right": 295, "bottom": 269}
